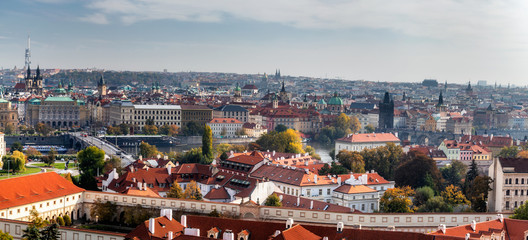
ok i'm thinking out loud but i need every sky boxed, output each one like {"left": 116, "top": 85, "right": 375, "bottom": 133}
{"left": 0, "top": 0, "right": 527, "bottom": 84}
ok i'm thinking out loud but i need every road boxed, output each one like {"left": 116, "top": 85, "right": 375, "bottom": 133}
{"left": 70, "top": 132, "right": 135, "bottom": 167}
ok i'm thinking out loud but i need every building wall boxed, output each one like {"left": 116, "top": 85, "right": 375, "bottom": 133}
{"left": 0, "top": 192, "right": 84, "bottom": 222}
{"left": 335, "top": 140, "right": 400, "bottom": 153}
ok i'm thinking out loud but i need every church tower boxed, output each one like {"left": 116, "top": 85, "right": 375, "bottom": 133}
{"left": 97, "top": 74, "right": 107, "bottom": 96}
{"left": 233, "top": 82, "right": 242, "bottom": 103}
{"left": 378, "top": 92, "right": 394, "bottom": 129}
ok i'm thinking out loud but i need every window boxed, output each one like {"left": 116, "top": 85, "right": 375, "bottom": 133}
{"left": 516, "top": 178, "right": 519, "bottom": 184}
{"left": 516, "top": 190, "right": 519, "bottom": 196}
{"left": 506, "top": 190, "right": 510, "bottom": 196}
{"left": 319, "top": 189, "right": 322, "bottom": 196}
{"left": 506, "top": 201, "right": 510, "bottom": 209}
{"left": 327, "top": 189, "right": 331, "bottom": 195}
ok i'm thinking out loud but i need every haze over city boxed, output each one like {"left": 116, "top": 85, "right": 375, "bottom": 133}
{"left": 1, "top": 0, "right": 527, "bottom": 84}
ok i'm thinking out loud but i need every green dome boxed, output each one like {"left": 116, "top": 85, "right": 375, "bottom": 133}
{"left": 328, "top": 92, "right": 343, "bottom": 105}
{"left": 0, "top": 99, "right": 9, "bottom": 103}
{"left": 318, "top": 99, "right": 327, "bottom": 105}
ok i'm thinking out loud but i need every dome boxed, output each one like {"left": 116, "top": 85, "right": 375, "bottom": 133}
{"left": 328, "top": 92, "right": 343, "bottom": 105}
{"left": 317, "top": 98, "right": 327, "bottom": 105}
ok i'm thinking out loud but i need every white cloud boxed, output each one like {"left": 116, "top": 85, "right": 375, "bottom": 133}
{"left": 80, "top": 0, "right": 528, "bottom": 47}
{"left": 79, "top": 12, "right": 109, "bottom": 25}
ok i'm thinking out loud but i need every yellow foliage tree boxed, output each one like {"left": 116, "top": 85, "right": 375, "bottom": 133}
{"left": 283, "top": 129, "right": 304, "bottom": 154}
{"left": 380, "top": 186, "right": 415, "bottom": 213}
{"left": 517, "top": 150, "right": 528, "bottom": 159}
{"left": 12, "top": 151, "right": 27, "bottom": 164}
{"left": 183, "top": 180, "right": 202, "bottom": 200}
{"left": 441, "top": 184, "right": 470, "bottom": 206}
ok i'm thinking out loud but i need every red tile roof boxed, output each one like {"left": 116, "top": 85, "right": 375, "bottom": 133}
{"left": 429, "top": 218, "right": 528, "bottom": 239}
{"left": 274, "top": 192, "right": 353, "bottom": 213}
{"left": 337, "top": 133, "right": 400, "bottom": 143}
{"left": 333, "top": 184, "right": 377, "bottom": 194}
{"left": 209, "top": 118, "right": 242, "bottom": 124}
{"left": 125, "top": 215, "right": 184, "bottom": 240}
{"left": 0, "top": 172, "right": 85, "bottom": 209}
{"left": 204, "top": 187, "right": 230, "bottom": 200}
{"left": 276, "top": 224, "right": 321, "bottom": 240}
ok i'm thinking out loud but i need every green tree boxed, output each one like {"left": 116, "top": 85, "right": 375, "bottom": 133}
{"left": 417, "top": 196, "right": 453, "bottom": 212}
{"left": 167, "top": 182, "right": 184, "bottom": 199}
{"left": 413, "top": 186, "right": 434, "bottom": 207}
{"left": 183, "top": 181, "right": 202, "bottom": 200}
{"left": 512, "top": 201, "right": 528, "bottom": 220}
{"left": 257, "top": 129, "right": 305, "bottom": 153}
{"left": 318, "top": 162, "right": 349, "bottom": 175}
{"left": 466, "top": 175, "right": 493, "bottom": 212}
{"left": 464, "top": 159, "right": 479, "bottom": 194}
{"left": 219, "top": 152, "right": 229, "bottom": 161}
{"left": 304, "top": 146, "right": 321, "bottom": 160}
{"left": 441, "top": 160, "right": 467, "bottom": 187}
{"left": 264, "top": 193, "right": 282, "bottom": 207}
{"left": 118, "top": 123, "right": 130, "bottom": 135}
{"left": 274, "top": 124, "right": 288, "bottom": 133}
{"left": 361, "top": 143, "right": 403, "bottom": 180}
{"left": 77, "top": 146, "right": 105, "bottom": 190}
{"left": 0, "top": 230, "right": 13, "bottom": 240}
{"left": 56, "top": 216, "right": 65, "bottom": 226}
{"left": 365, "top": 124, "right": 375, "bottom": 133}
{"left": 336, "top": 150, "right": 365, "bottom": 173}
{"left": 202, "top": 125, "right": 213, "bottom": 163}
{"left": 40, "top": 223, "right": 60, "bottom": 240}
{"left": 180, "top": 148, "right": 203, "bottom": 164}
{"left": 43, "top": 148, "right": 57, "bottom": 167}
{"left": 159, "top": 124, "right": 171, "bottom": 135}
{"left": 22, "top": 225, "right": 41, "bottom": 240}
{"left": 90, "top": 199, "right": 117, "bottom": 223}
{"left": 208, "top": 209, "right": 222, "bottom": 217}
{"left": 380, "top": 186, "right": 415, "bottom": 213}
{"left": 182, "top": 121, "right": 205, "bottom": 136}
{"left": 10, "top": 142, "right": 23, "bottom": 152}
{"left": 35, "top": 123, "right": 53, "bottom": 136}
{"left": 62, "top": 215, "right": 72, "bottom": 226}
{"left": 143, "top": 124, "right": 158, "bottom": 135}
{"left": 394, "top": 150, "right": 442, "bottom": 191}
{"left": 139, "top": 141, "right": 158, "bottom": 158}
{"left": 498, "top": 146, "right": 519, "bottom": 158}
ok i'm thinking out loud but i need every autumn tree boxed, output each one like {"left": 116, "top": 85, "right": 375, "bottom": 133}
{"left": 517, "top": 150, "right": 528, "bottom": 158}
{"left": 103, "top": 155, "right": 122, "bottom": 174}
{"left": 42, "top": 148, "right": 57, "bottom": 167}
{"left": 10, "top": 142, "right": 23, "bottom": 152}
{"left": 139, "top": 141, "right": 158, "bottom": 158}
{"left": 498, "top": 146, "right": 519, "bottom": 158}
{"left": 0, "top": 230, "right": 13, "bottom": 240}
{"left": 183, "top": 181, "right": 202, "bottom": 200}
{"left": 304, "top": 146, "right": 321, "bottom": 160}
{"left": 466, "top": 175, "right": 493, "bottom": 212}
{"left": 336, "top": 150, "right": 365, "bottom": 173}
{"left": 167, "top": 182, "right": 184, "bottom": 199}
{"left": 274, "top": 124, "right": 288, "bottom": 133}
{"left": 264, "top": 193, "right": 282, "bottom": 207}
{"left": 143, "top": 124, "right": 158, "bottom": 135}
{"left": 379, "top": 186, "right": 415, "bottom": 213}
{"left": 361, "top": 143, "right": 403, "bottom": 180}
{"left": 25, "top": 147, "right": 42, "bottom": 158}
{"left": 441, "top": 160, "right": 467, "bottom": 187}
{"left": 119, "top": 123, "right": 130, "bottom": 135}
{"left": 365, "top": 124, "right": 375, "bottom": 133}
{"left": 202, "top": 125, "right": 214, "bottom": 163}
{"left": 90, "top": 199, "right": 117, "bottom": 223}
{"left": 441, "top": 185, "right": 470, "bottom": 207}
{"left": 413, "top": 186, "right": 434, "bottom": 207}
{"left": 35, "top": 123, "right": 53, "bottom": 136}
{"left": 256, "top": 129, "right": 304, "bottom": 154}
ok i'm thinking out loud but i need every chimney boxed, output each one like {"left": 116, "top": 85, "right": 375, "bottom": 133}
{"left": 160, "top": 209, "right": 172, "bottom": 221}
{"left": 471, "top": 220, "right": 476, "bottom": 231}
{"left": 490, "top": 134, "right": 493, "bottom": 141}
{"left": 314, "top": 175, "right": 317, "bottom": 184}
{"left": 337, "top": 222, "right": 344, "bottom": 233}
{"left": 286, "top": 218, "right": 294, "bottom": 229}
{"left": 167, "top": 165, "right": 172, "bottom": 175}
{"left": 181, "top": 215, "right": 187, "bottom": 227}
{"left": 296, "top": 196, "right": 300, "bottom": 206}
{"left": 465, "top": 233, "right": 470, "bottom": 240}
{"left": 310, "top": 200, "right": 313, "bottom": 209}
{"left": 273, "top": 230, "right": 281, "bottom": 237}
{"left": 137, "top": 182, "right": 142, "bottom": 190}
{"left": 273, "top": 150, "right": 275, "bottom": 156}
{"left": 323, "top": 237, "right": 329, "bottom": 240}
{"left": 139, "top": 155, "right": 143, "bottom": 160}
{"left": 157, "top": 154, "right": 161, "bottom": 159}
{"left": 517, "top": 139, "right": 521, "bottom": 146}
{"left": 337, "top": 177, "right": 342, "bottom": 185}
{"left": 497, "top": 214, "right": 504, "bottom": 223}
{"left": 113, "top": 168, "right": 118, "bottom": 179}
{"left": 148, "top": 218, "right": 155, "bottom": 234}
{"left": 184, "top": 228, "right": 200, "bottom": 236}
{"left": 168, "top": 231, "right": 173, "bottom": 239}
{"left": 438, "top": 224, "right": 446, "bottom": 234}
{"left": 223, "top": 230, "right": 235, "bottom": 240}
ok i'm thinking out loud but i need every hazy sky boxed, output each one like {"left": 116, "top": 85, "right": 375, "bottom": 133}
{"left": 1, "top": 0, "right": 527, "bottom": 84}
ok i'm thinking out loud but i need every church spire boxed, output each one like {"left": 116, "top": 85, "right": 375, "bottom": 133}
{"left": 35, "top": 65, "right": 41, "bottom": 80}
{"left": 280, "top": 80, "right": 285, "bottom": 93}
{"left": 438, "top": 91, "right": 443, "bottom": 106}
{"left": 26, "top": 65, "right": 31, "bottom": 79}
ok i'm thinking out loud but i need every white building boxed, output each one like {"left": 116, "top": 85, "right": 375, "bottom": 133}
{"left": 335, "top": 133, "right": 400, "bottom": 153}
{"left": 0, "top": 133, "right": 5, "bottom": 160}
{"left": 207, "top": 118, "right": 243, "bottom": 137}
{"left": 488, "top": 158, "right": 528, "bottom": 212}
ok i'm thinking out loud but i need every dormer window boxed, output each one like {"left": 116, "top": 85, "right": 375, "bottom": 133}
{"left": 237, "top": 230, "right": 250, "bottom": 240}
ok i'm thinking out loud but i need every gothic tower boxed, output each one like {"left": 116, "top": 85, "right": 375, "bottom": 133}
{"left": 378, "top": 92, "right": 394, "bottom": 129}
{"left": 97, "top": 74, "right": 107, "bottom": 96}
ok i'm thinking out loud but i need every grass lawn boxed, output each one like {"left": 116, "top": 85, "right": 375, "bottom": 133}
{"left": 0, "top": 167, "right": 42, "bottom": 179}
{"left": 32, "top": 162, "right": 77, "bottom": 170}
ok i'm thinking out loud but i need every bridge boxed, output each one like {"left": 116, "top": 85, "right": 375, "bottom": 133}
{"left": 67, "top": 133, "right": 135, "bottom": 167}
{"left": 382, "top": 129, "right": 463, "bottom": 146}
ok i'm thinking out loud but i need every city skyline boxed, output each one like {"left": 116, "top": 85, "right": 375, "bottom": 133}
{"left": 0, "top": 0, "right": 527, "bottom": 84}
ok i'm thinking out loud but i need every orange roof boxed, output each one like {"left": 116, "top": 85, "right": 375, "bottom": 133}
{"left": 122, "top": 187, "right": 161, "bottom": 198}
{"left": 333, "top": 184, "right": 377, "bottom": 194}
{"left": 0, "top": 172, "right": 85, "bottom": 209}
{"left": 209, "top": 118, "right": 242, "bottom": 124}
{"left": 125, "top": 215, "right": 184, "bottom": 240}
{"left": 337, "top": 133, "right": 400, "bottom": 143}
{"left": 204, "top": 187, "right": 230, "bottom": 200}
{"left": 277, "top": 225, "right": 321, "bottom": 240}
{"left": 430, "top": 219, "right": 505, "bottom": 238}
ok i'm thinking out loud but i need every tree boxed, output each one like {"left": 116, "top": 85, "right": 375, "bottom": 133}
{"left": 40, "top": 223, "right": 60, "bottom": 240}
{"left": 4, "top": 123, "right": 15, "bottom": 135}
{"left": 466, "top": 175, "right": 493, "bottom": 212}
{"left": 62, "top": 215, "right": 72, "bottom": 226}
{"left": 202, "top": 125, "right": 213, "bottom": 163}
{"left": 361, "top": 143, "right": 403, "bottom": 180}
{"left": 26, "top": 147, "right": 42, "bottom": 158}
{"left": 12, "top": 150, "right": 26, "bottom": 164}
{"left": 167, "top": 182, "right": 184, "bottom": 199}
{"left": 168, "top": 124, "right": 180, "bottom": 136}
{"left": 365, "top": 124, "right": 375, "bottom": 133}
{"left": 43, "top": 148, "right": 57, "bottom": 167}
{"left": 182, "top": 121, "right": 205, "bottom": 136}
{"left": 63, "top": 173, "right": 73, "bottom": 183}
{"left": 304, "top": 146, "right": 321, "bottom": 160}
{"left": 441, "top": 161, "right": 467, "bottom": 187}
{"left": 441, "top": 185, "right": 470, "bottom": 206}
{"left": 122, "top": 205, "right": 156, "bottom": 227}
{"left": 349, "top": 116, "right": 361, "bottom": 133}
{"left": 517, "top": 150, "right": 528, "bottom": 158}
{"left": 413, "top": 186, "right": 434, "bottom": 207}
{"left": 90, "top": 199, "right": 117, "bottom": 223}
{"left": 183, "top": 181, "right": 202, "bottom": 200}
{"left": 512, "top": 201, "right": 528, "bottom": 220}
{"left": 0, "top": 230, "right": 13, "bottom": 240}
{"left": 318, "top": 162, "right": 349, "bottom": 175}
{"left": 264, "top": 193, "right": 282, "bottom": 207}
{"left": 10, "top": 142, "right": 23, "bottom": 152}
{"left": 159, "top": 124, "right": 171, "bottom": 135}
{"left": 379, "top": 186, "right": 415, "bottom": 213}
{"left": 77, "top": 146, "right": 105, "bottom": 190}
{"left": 274, "top": 124, "right": 288, "bottom": 133}
{"left": 139, "top": 142, "right": 158, "bottom": 158}
{"left": 336, "top": 150, "right": 365, "bottom": 173}
{"left": 464, "top": 159, "right": 479, "bottom": 195}
{"left": 22, "top": 225, "right": 41, "bottom": 240}
{"left": 394, "top": 150, "right": 442, "bottom": 191}
{"left": 35, "top": 123, "right": 53, "bottom": 136}
{"left": 56, "top": 216, "right": 65, "bottom": 226}
{"left": 143, "top": 124, "right": 158, "bottom": 135}
{"left": 28, "top": 207, "right": 46, "bottom": 228}
{"left": 417, "top": 196, "right": 453, "bottom": 213}
{"left": 119, "top": 123, "right": 130, "bottom": 135}
{"left": 3, "top": 151, "right": 26, "bottom": 173}
{"left": 208, "top": 209, "right": 222, "bottom": 217}
{"left": 180, "top": 148, "right": 203, "bottom": 164}
{"left": 219, "top": 152, "right": 229, "bottom": 161}
{"left": 498, "top": 146, "right": 519, "bottom": 158}
{"left": 257, "top": 130, "right": 303, "bottom": 153}
{"left": 103, "top": 155, "right": 122, "bottom": 174}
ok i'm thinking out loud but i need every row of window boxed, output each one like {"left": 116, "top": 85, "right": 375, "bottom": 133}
{"left": 505, "top": 189, "right": 527, "bottom": 196}
{"left": 505, "top": 178, "right": 527, "bottom": 185}
{"left": 505, "top": 200, "right": 524, "bottom": 209}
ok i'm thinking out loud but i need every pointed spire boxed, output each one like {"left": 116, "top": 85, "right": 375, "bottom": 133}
{"left": 383, "top": 92, "right": 390, "bottom": 103}
{"left": 281, "top": 80, "right": 286, "bottom": 92}
{"left": 99, "top": 73, "right": 105, "bottom": 86}
{"left": 26, "top": 65, "right": 31, "bottom": 79}
{"left": 35, "top": 65, "right": 41, "bottom": 80}
{"left": 438, "top": 91, "right": 443, "bottom": 106}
